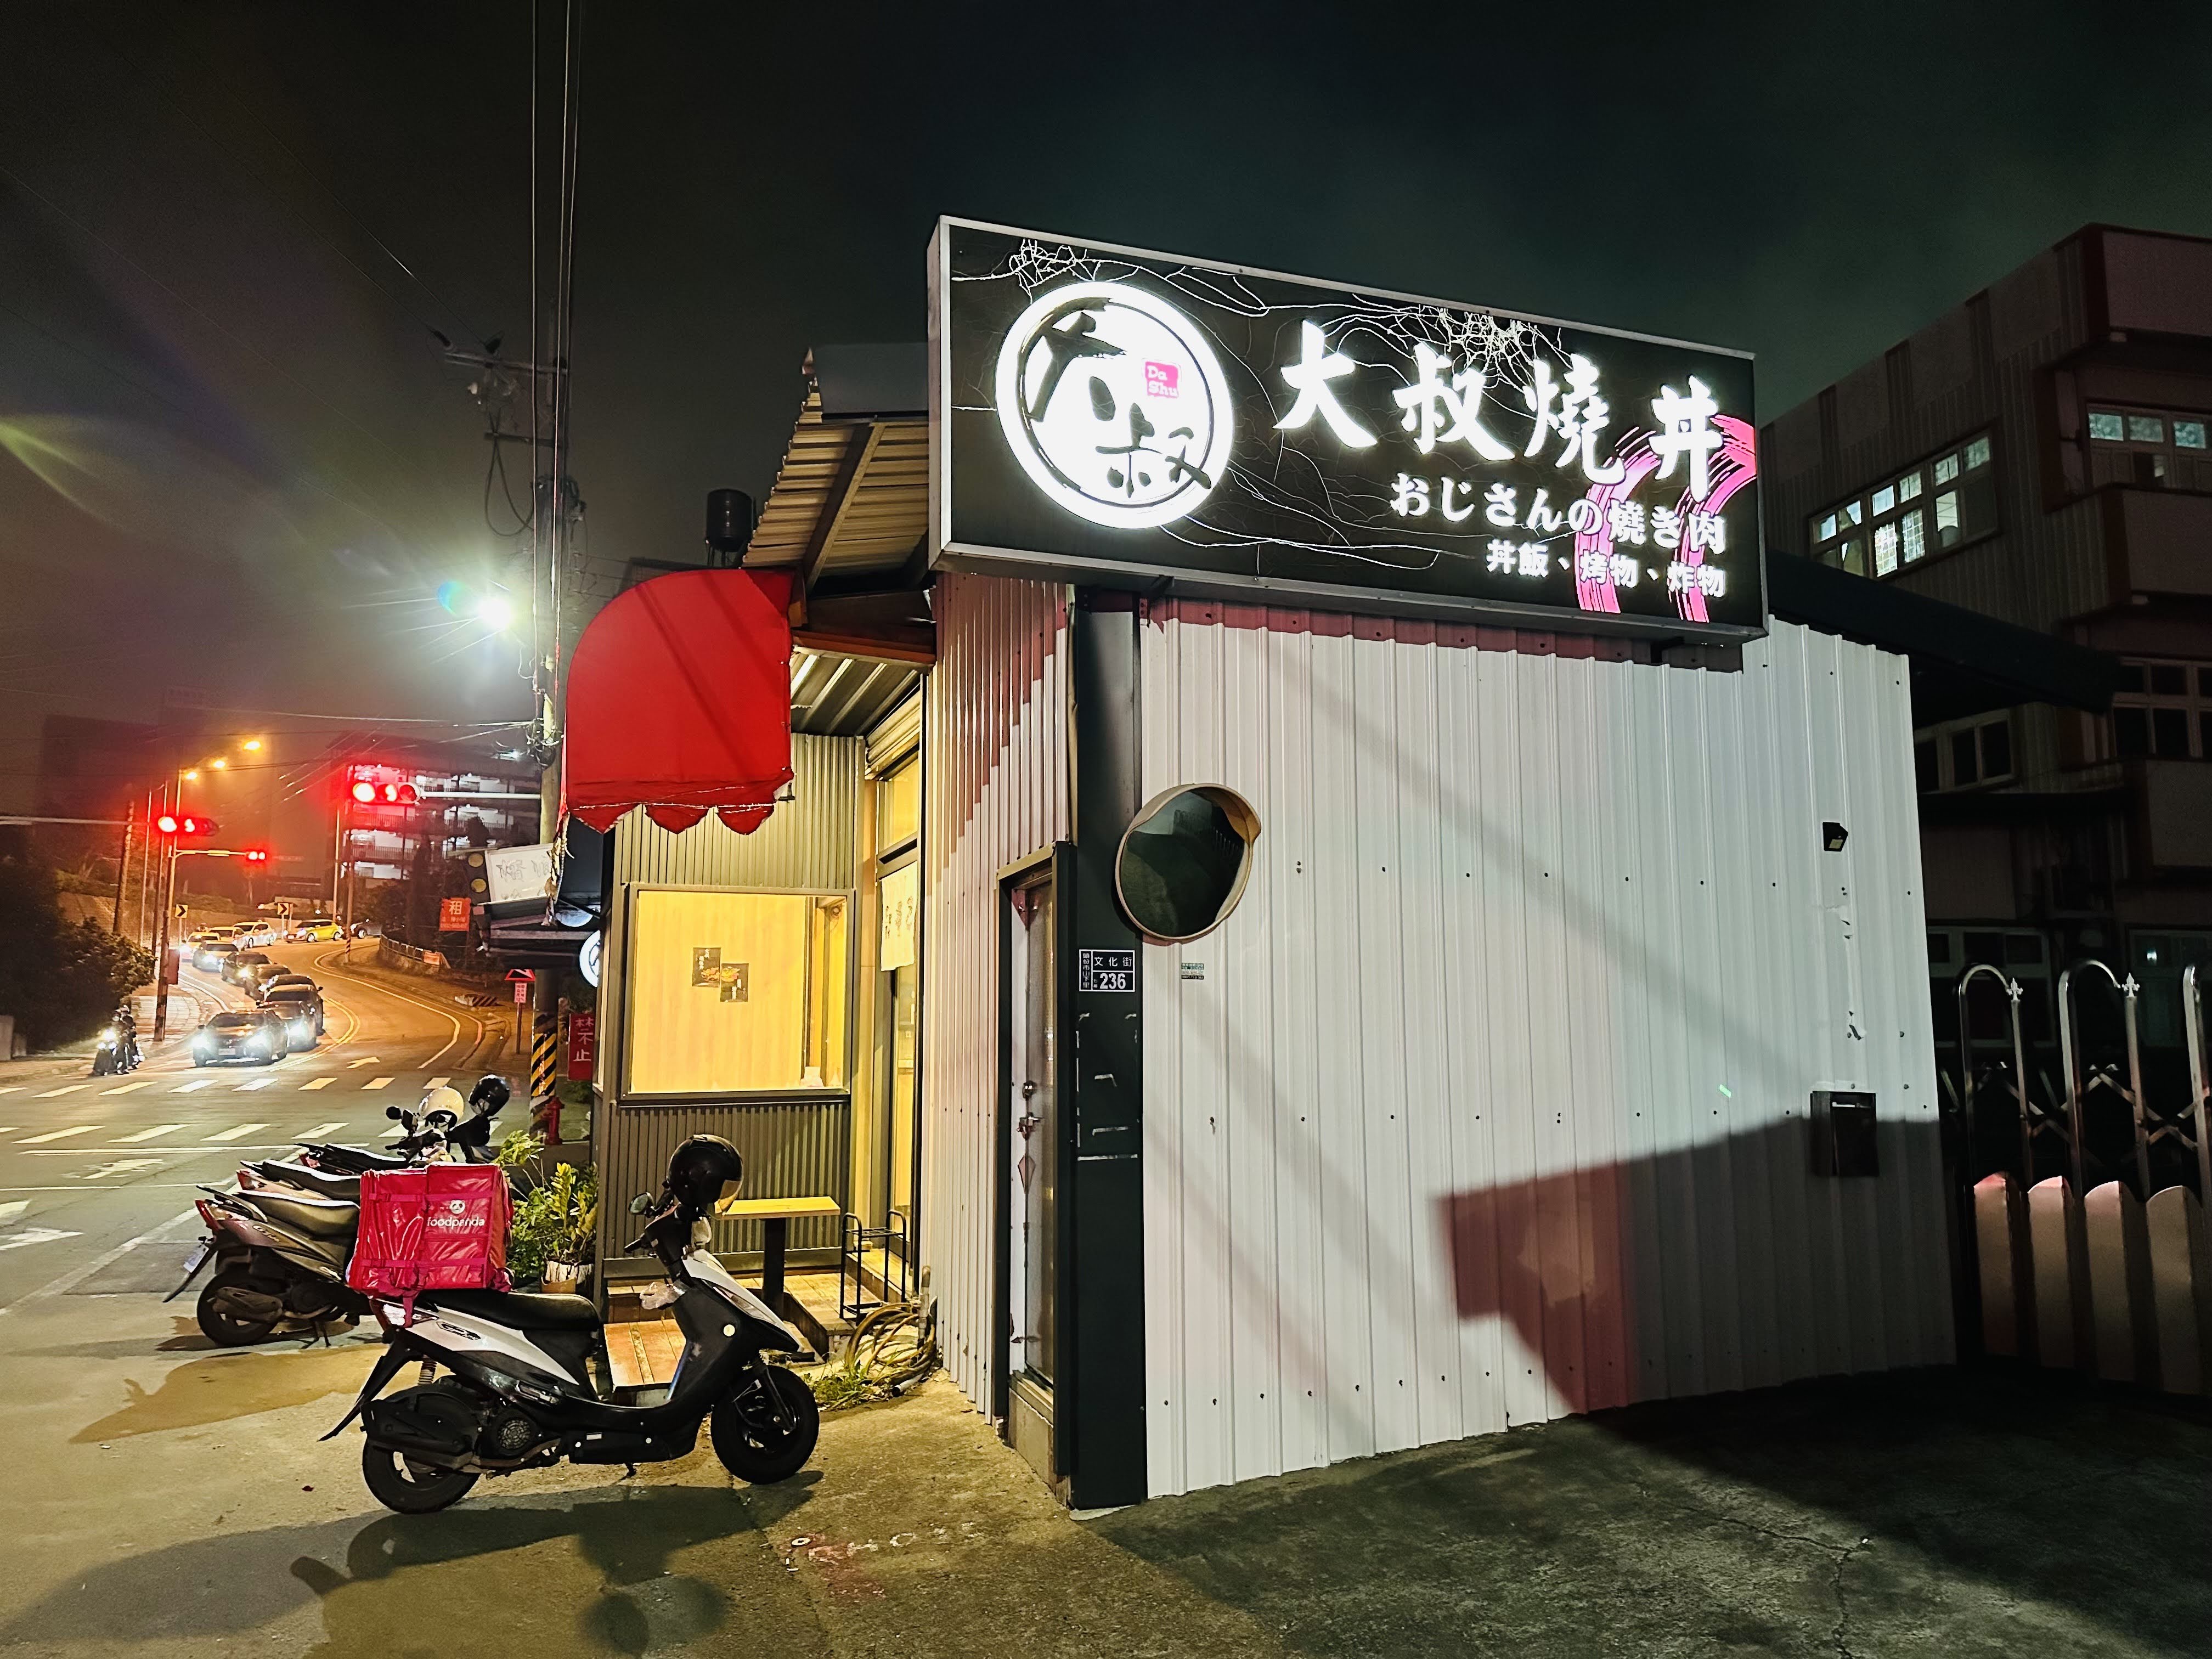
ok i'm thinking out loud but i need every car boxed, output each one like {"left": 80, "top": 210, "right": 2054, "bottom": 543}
{"left": 190, "top": 1009, "right": 289, "bottom": 1066}
{"left": 236, "top": 921, "right": 278, "bottom": 948}
{"left": 222, "top": 949, "right": 270, "bottom": 986}
{"left": 261, "top": 984, "right": 325, "bottom": 1049}
{"left": 290, "top": 918, "right": 342, "bottom": 942}
{"left": 191, "top": 938, "right": 235, "bottom": 972}
{"left": 238, "top": 959, "right": 290, "bottom": 996}
{"left": 254, "top": 972, "right": 315, "bottom": 1003}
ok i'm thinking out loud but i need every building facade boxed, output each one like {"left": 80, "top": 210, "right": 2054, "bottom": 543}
{"left": 1760, "top": 224, "right": 2212, "bottom": 1183}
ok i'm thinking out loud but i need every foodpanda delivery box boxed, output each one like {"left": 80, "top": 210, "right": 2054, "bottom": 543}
{"left": 347, "top": 1164, "right": 512, "bottom": 1299}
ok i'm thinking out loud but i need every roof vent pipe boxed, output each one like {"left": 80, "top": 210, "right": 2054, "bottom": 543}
{"left": 706, "top": 488, "right": 754, "bottom": 565}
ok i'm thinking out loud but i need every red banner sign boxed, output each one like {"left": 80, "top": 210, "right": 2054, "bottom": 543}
{"left": 566, "top": 1011, "right": 596, "bottom": 1079}
{"left": 439, "top": 895, "right": 472, "bottom": 933}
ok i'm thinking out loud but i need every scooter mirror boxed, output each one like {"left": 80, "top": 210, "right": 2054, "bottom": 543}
{"left": 385, "top": 1104, "right": 404, "bottom": 1121}
{"left": 629, "top": 1192, "right": 656, "bottom": 1216}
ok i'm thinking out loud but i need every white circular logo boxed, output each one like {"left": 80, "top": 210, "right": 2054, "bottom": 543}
{"left": 994, "top": 281, "right": 1233, "bottom": 529}
{"left": 447, "top": 1199, "right": 469, "bottom": 1215}
{"left": 578, "top": 930, "right": 602, "bottom": 988}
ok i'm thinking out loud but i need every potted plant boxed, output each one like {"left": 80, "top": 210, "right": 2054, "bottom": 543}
{"left": 498, "top": 1132, "right": 598, "bottom": 1291}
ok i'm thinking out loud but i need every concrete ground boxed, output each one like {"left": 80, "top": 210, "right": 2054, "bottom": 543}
{"left": 1, "top": 1229, "right": 2206, "bottom": 1659}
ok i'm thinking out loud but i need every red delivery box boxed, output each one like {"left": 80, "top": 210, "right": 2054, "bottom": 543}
{"left": 347, "top": 1163, "right": 512, "bottom": 1297}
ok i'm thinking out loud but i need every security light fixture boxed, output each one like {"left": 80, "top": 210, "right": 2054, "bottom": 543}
{"left": 1822, "top": 821, "right": 1849, "bottom": 853}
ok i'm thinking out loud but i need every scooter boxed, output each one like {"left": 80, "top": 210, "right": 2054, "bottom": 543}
{"left": 326, "top": 1133, "right": 819, "bottom": 1514}
{"left": 90, "top": 1022, "right": 141, "bottom": 1076}
{"left": 170, "top": 1081, "right": 509, "bottom": 1346}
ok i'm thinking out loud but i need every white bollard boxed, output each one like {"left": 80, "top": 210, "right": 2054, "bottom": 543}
{"left": 2083, "top": 1181, "right": 2153, "bottom": 1384}
{"left": 2028, "top": 1177, "right": 2089, "bottom": 1371}
{"left": 2144, "top": 1187, "right": 2210, "bottom": 1396}
{"left": 1974, "top": 1174, "right": 2024, "bottom": 1357}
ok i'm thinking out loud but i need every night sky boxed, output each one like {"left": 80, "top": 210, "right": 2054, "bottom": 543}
{"left": 4, "top": 1, "right": 2209, "bottom": 814}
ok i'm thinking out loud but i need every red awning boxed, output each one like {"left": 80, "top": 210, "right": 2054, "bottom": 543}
{"left": 563, "top": 567, "right": 794, "bottom": 836}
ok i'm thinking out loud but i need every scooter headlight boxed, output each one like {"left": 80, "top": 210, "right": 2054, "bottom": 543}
{"left": 99, "top": 1026, "right": 116, "bottom": 1043}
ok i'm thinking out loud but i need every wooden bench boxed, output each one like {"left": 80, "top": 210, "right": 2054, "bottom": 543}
{"left": 713, "top": 1194, "right": 840, "bottom": 1306}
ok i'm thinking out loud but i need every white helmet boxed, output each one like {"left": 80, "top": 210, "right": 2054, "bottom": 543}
{"left": 421, "top": 1085, "right": 466, "bottom": 1119}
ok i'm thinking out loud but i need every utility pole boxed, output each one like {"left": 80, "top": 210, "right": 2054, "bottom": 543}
{"left": 111, "top": 800, "right": 133, "bottom": 933}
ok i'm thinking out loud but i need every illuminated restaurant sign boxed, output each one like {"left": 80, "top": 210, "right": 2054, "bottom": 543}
{"left": 930, "top": 218, "right": 1763, "bottom": 640}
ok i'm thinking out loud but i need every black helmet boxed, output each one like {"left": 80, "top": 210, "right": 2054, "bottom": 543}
{"left": 666, "top": 1134, "right": 743, "bottom": 1215}
{"left": 469, "top": 1075, "right": 511, "bottom": 1114}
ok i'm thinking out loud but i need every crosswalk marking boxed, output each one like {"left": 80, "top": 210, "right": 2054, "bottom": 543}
{"left": 177, "top": 1080, "right": 214, "bottom": 1093}
{"left": 34, "top": 1084, "right": 88, "bottom": 1099}
{"left": 208, "top": 1122, "right": 270, "bottom": 1142}
{"left": 0, "top": 1200, "right": 26, "bottom": 1223}
{"left": 236, "top": 1079, "right": 273, "bottom": 1091}
{"left": 364, "top": 1077, "right": 394, "bottom": 1091}
{"left": 18, "top": 1125, "right": 100, "bottom": 1144}
{"left": 302, "top": 1076, "right": 335, "bottom": 1091}
{"left": 301, "top": 1121, "right": 346, "bottom": 1137}
{"left": 0, "top": 1087, "right": 20, "bottom": 1096}
{"left": 426, "top": 1076, "right": 449, "bottom": 1087}
{"left": 114, "top": 1124, "right": 184, "bottom": 1143}
{"left": 100, "top": 1080, "right": 153, "bottom": 1096}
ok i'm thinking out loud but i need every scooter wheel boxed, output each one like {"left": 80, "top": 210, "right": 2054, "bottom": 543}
{"left": 196, "top": 1269, "right": 279, "bottom": 1346}
{"left": 360, "top": 1387, "right": 480, "bottom": 1514}
{"left": 710, "top": 1366, "right": 820, "bottom": 1484}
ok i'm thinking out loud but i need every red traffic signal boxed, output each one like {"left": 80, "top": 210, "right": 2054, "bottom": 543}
{"left": 349, "top": 779, "right": 377, "bottom": 804}
{"left": 243, "top": 848, "right": 269, "bottom": 865}
{"left": 153, "top": 814, "right": 218, "bottom": 837}
{"left": 346, "top": 768, "right": 419, "bottom": 805}
{"left": 154, "top": 812, "right": 179, "bottom": 834}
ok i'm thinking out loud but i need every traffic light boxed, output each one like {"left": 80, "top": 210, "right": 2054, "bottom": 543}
{"left": 346, "top": 767, "right": 419, "bottom": 806}
{"left": 154, "top": 814, "right": 218, "bottom": 838}
{"left": 243, "top": 848, "right": 269, "bottom": 865}
{"left": 350, "top": 778, "right": 376, "bottom": 804}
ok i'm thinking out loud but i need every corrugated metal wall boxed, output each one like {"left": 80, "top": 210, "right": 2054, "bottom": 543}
{"left": 1136, "top": 605, "right": 1952, "bottom": 1499}
{"left": 921, "top": 569, "right": 1070, "bottom": 1409}
{"left": 594, "top": 735, "right": 862, "bottom": 1272}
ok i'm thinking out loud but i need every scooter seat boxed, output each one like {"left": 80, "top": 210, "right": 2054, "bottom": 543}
{"left": 247, "top": 1190, "right": 359, "bottom": 1240}
{"left": 428, "top": 1289, "right": 600, "bottom": 1330}
{"left": 250, "top": 1161, "right": 359, "bottom": 1202}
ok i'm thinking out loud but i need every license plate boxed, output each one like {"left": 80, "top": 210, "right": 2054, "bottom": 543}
{"left": 181, "top": 1243, "right": 210, "bottom": 1276}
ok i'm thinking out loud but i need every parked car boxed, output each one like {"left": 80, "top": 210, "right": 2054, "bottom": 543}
{"left": 237, "top": 921, "right": 280, "bottom": 948}
{"left": 261, "top": 984, "right": 325, "bottom": 1049}
{"left": 288, "top": 918, "right": 342, "bottom": 941}
{"left": 221, "top": 949, "right": 270, "bottom": 985}
{"left": 190, "top": 1009, "right": 289, "bottom": 1066}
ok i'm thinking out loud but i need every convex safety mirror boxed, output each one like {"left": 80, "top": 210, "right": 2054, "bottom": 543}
{"left": 1115, "top": 785, "right": 1261, "bottom": 944}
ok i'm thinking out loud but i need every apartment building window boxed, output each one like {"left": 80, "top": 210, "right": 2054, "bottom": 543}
{"left": 1811, "top": 432, "right": 1997, "bottom": 577}
{"left": 1915, "top": 711, "right": 2014, "bottom": 792}
{"left": 2085, "top": 405, "right": 2212, "bottom": 491}
{"left": 2110, "top": 658, "right": 2212, "bottom": 760}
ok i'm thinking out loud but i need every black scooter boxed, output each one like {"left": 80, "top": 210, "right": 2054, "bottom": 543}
{"left": 90, "top": 1018, "right": 140, "bottom": 1076}
{"left": 326, "top": 1152, "right": 818, "bottom": 1513}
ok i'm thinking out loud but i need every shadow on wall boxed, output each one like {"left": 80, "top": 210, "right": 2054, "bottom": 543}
{"left": 1436, "top": 1118, "right": 1955, "bottom": 1416}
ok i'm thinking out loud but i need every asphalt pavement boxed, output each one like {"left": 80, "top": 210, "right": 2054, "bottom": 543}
{"left": 0, "top": 943, "right": 511, "bottom": 1307}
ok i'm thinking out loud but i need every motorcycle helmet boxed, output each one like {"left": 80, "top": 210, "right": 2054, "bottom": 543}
{"left": 665, "top": 1133, "right": 744, "bottom": 1216}
{"left": 420, "top": 1085, "right": 466, "bottom": 1121}
{"left": 469, "top": 1075, "right": 511, "bottom": 1114}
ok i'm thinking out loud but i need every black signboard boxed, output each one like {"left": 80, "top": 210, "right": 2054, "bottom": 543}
{"left": 1076, "top": 948, "right": 1136, "bottom": 994}
{"left": 932, "top": 219, "right": 1763, "bottom": 640}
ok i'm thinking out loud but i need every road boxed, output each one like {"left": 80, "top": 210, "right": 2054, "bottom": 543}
{"left": 0, "top": 942, "right": 509, "bottom": 1307}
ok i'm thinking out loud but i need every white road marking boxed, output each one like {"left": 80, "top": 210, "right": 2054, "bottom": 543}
{"left": 426, "top": 1076, "right": 449, "bottom": 1087}
{"left": 347, "top": 1058, "right": 380, "bottom": 1069}
{"left": 301, "top": 1122, "right": 346, "bottom": 1137}
{"left": 235, "top": 1079, "right": 274, "bottom": 1091}
{"left": 302, "top": 1076, "right": 335, "bottom": 1091}
{"left": 115, "top": 1124, "right": 184, "bottom": 1143}
{"left": 0, "top": 1087, "right": 18, "bottom": 1096}
{"left": 33, "top": 1084, "right": 88, "bottom": 1099}
{"left": 100, "top": 1080, "right": 154, "bottom": 1096}
{"left": 0, "top": 1201, "right": 26, "bottom": 1224}
{"left": 0, "top": 1227, "right": 79, "bottom": 1253}
{"left": 208, "top": 1122, "right": 270, "bottom": 1142}
{"left": 16, "top": 1126, "right": 100, "bottom": 1144}
{"left": 176, "top": 1081, "right": 215, "bottom": 1093}
{"left": 81, "top": 1158, "right": 162, "bottom": 1181}
{"left": 364, "top": 1077, "right": 394, "bottom": 1091}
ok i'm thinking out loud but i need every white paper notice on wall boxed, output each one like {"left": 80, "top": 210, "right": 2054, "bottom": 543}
{"left": 1179, "top": 961, "right": 1206, "bottom": 980}
{"left": 881, "top": 862, "right": 919, "bottom": 971}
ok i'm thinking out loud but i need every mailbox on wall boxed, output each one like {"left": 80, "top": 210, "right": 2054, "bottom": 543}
{"left": 1810, "top": 1090, "right": 1880, "bottom": 1177}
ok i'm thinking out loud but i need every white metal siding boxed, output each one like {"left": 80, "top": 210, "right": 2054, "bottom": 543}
{"left": 1138, "top": 606, "right": 1950, "bottom": 1499}
{"left": 921, "top": 571, "right": 1071, "bottom": 1411}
